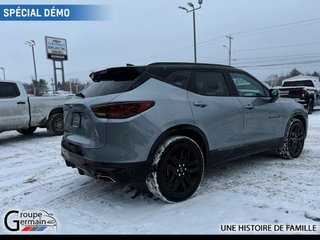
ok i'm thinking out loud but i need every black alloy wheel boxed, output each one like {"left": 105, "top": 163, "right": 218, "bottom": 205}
{"left": 146, "top": 136, "right": 204, "bottom": 203}
{"left": 288, "top": 121, "right": 305, "bottom": 158}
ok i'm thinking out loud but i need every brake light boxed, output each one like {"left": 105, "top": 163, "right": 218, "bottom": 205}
{"left": 301, "top": 88, "right": 306, "bottom": 98}
{"left": 91, "top": 101, "right": 155, "bottom": 119}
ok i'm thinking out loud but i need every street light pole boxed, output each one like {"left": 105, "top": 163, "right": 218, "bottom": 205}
{"left": 192, "top": 9, "right": 197, "bottom": 63}
{"left": 179, "top": 0, "right": 203, "bottom": 63}
{"left": 25, "top": 40, "right": 38, "bottom": 82}
{"left": 25, "top": 40, "right": 38, "bottom": 95}
{"left": 0, "top": 67, "right": 5, "bottom": 80}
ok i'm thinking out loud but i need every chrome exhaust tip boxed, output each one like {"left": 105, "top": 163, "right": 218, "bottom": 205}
{"left": 96, "top": 173, "right": 116, "bottom": 183}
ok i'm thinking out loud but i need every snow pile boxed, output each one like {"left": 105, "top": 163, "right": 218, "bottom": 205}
{"left": 1, "top": 111, "right": 320, "bottom": 234}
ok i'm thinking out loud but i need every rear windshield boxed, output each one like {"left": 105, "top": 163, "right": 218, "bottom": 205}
{"left": 82, "top": 67, "right": 149, "bottom": 98}
{"left": 282, "top": 80, "right": 314, "bottom": 87}
{"left": 82, "top": 81, "right": 133, "bottom": 97}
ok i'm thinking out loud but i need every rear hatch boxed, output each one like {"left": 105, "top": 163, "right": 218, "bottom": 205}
{"left": 63, "top": 66, "right": 148, "bottom": 149}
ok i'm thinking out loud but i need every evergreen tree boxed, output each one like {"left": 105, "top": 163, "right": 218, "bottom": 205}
{"left": 287, "top": 68, "right": 301, "bottom": 78}
{"left": 32, "top": 79, "right": 48, "bottom": 96}
{"left": 23, "top": 79, "right": 48, "bottom": 96}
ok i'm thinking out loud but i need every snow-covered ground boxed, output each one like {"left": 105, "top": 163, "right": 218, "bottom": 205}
{"left": 1, "top": 111, "right": 320, "bottom": 234}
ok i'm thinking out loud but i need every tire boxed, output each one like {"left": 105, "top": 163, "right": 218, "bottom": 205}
{"left": 277, "top": 118, "right": 305, "bottom": 159}
{"left": 307, "top": 99, "right": 314, "bottom": 114}
{"left": 47, "top": 113, "right": 64, "bottom": 136}
{"left": 17, "top": 127, "right": 37, "bottom": 135}
{"left": 146, "top": 136, "right": 204, "bottom": 203}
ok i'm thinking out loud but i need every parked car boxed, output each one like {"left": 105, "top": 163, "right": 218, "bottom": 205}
{"left": 61, "top": 62, "right": 308, "bottom": 203}
{"left": 0, "top": 81, "right": 72, "bottom": 135}
{"left": 277, "top": 75, "right": 320, "bottom": 114}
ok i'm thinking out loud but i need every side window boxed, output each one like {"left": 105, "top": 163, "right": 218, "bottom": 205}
{"left": 0, "top": 82, "right": 20, "bottom": 98}
{"left": 192, "top": 71, "right": 230, "bottom": 96}
{"left": 230, "top": 73, "right": 267, "bottom": 97}
{"left": 163, "top": 71, "right": 191, "bottom": 90}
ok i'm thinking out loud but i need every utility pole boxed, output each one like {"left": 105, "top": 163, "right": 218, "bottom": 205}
{"left": 226, "top": 35, "right": 233, "bottom": 66}
{"left": 179, "top": 0, "right": 204, "bottom": 63}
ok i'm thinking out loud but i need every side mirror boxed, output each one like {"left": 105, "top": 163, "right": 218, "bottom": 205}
{"left": 269, "top": 88, "right": 280, "bottom": 102}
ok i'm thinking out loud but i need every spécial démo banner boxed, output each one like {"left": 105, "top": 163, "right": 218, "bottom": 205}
{"left": 0, "top": 5, "right": 108, "bottom": 21}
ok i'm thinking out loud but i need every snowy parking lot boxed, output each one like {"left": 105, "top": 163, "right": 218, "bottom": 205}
{"left": 1, "top": 110, "right": 320, "bottom": 234}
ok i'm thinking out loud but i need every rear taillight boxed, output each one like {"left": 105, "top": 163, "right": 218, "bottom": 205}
{"left": 91, "top": 101, "right": 155, "bottom": 119}
{"left": 301, "top": 88, "right": 306, "bottom": 98}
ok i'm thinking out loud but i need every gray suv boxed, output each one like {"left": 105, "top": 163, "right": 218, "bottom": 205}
{"left": 61, "top": 62, "right": 308, "bottom": 203}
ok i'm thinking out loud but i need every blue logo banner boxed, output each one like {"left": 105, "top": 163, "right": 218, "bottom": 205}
{"left": 0, "top": 5, "right": 108, "bottom": 21}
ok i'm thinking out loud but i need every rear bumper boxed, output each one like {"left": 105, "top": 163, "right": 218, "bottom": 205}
{"left": 61, "top": 145, "right": 150, "bottom": 184}
{"left": 296, "top": 99, "right": 308, "bottom": 105}
{"left": 281, "top": 97, "right": 307, "bottom": 105}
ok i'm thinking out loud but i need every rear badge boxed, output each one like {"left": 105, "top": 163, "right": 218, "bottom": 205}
{"left": 280, "top": 90, "right": 289, "bottom": 96}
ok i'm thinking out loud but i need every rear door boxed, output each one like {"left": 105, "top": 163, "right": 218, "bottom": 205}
{"left": 0, "top": 82, "right": 29, "bottom": 130}
{"left": 228, "top": 72, "right": 284, "bottom": 153}
{"left": 187, "top": 70, "right": 244, "bottom": 161}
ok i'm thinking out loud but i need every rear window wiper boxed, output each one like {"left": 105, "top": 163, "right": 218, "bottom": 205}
{"left": 76, "top": 92, "right": 85, "bottom": 98}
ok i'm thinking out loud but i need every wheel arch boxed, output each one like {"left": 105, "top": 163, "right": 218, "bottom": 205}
{"left": 284, "top": 112, "right": 308, "bottom": 140}
{"left": 47, "top": 107, "right": 63, "bottom": 120}
{"left": 291, "top": 113, "right": 307, "bottom": 136}
{"left": 147, "top": 124, "right": 210, "bottom": 165}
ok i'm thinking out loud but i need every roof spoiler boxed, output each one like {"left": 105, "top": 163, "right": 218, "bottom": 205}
{"left": 89, "top": 66, "right": 146, "bottom": 82}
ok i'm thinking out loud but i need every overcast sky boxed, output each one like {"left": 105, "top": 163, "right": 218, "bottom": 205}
{"left": 1, "top": 0, "right": 320, "bottom": 85}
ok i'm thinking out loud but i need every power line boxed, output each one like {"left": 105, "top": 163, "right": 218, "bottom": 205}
{"left": 241, "top": 63, "right": 320, "bottom": 71}
{"left": 232, "top": 54, "right": 320, "bottom": 65}
{"left": 236, "top": 41, "right": 320, "bottom": 53}
{"left": 136, "top": 18, "right": 320, "bottom": 62}
{"left": 233, "top": 52, "right": 320, "bottom": 61}
{"left": 236, "top": 59, "right": 320, "bottom": 68}
{"left": 129, "top": 35, "right": 226, "bottom": 63}
{"left": 231, "top": 18, "right": 320, "bottom": 36}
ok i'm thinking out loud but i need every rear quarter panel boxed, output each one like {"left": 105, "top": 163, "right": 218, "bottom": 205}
{"left": 98, "top": 78, "right": 195, "bottom": 163}
{"left": 278, "top": 97, "right": 308, "bottom": 135}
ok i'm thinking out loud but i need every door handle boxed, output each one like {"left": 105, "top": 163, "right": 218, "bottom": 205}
{"left": 17, "top": 101, "right": 26, "bottom": 104}
{"left": 193, "top": 101, "right": 207, "bottom": 108}
{"left": 244, "top": 104, "right": 254, "bottom": 110}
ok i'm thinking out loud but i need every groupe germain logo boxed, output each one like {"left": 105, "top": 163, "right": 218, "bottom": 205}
{"left": 4, "top": 210, "right": 57, "bottom": 232}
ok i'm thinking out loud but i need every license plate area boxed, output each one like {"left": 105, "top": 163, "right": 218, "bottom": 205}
{"left": 72, "top": 113, "right": 82, "bottom": 128}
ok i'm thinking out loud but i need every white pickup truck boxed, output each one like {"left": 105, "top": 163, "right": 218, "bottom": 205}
{"left": 278, "top": 75, "right": 320, "bottom": 114}
{"left": 0, "top": 81, "right": 73, "bottom": 135}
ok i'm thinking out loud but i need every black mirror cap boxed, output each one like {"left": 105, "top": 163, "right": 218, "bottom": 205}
{"left": 269, "top": 88, "right": 280, "bottom": 102}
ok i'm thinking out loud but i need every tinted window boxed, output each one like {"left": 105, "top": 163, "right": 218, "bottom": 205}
{"left": 82, "top": 81, "right": 133, "bottom": 97}
{"left": 147, "top": 65, "right": 177, "bottom": 79}
{"left": 192, "top": 72, "right": 230, "bottom": 96}
{"left": 282, "top": 80, "right": 314, "bottom": 87}
{"left": 82, "top": 69, "right": 150, "bottom": 98}
{"left": 0, "top": 82, "right": 20, "bottom": 98}
{"left": 230, "top": 73, "right": 267, "bottom": 97}
{"left": 163, "top": 71, "right": 191, "bottom": 89}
